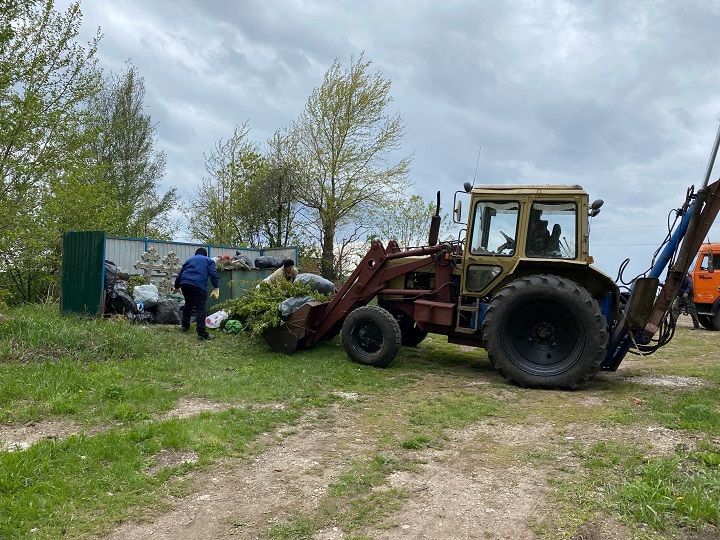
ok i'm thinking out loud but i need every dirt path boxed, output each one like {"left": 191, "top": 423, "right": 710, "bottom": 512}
{"left": 0, "top": 398, "right": 285, "bottom": 452}
{"left": 104, "top": 366, "right": 709, "bottom": 540}
{"left": 108, "top": 403, "right": 559, "bottom": 540}
{"left": 371, "top": 423, "right": 555, "bottom": 540}
{"left": 108, "top": 404, "right": 374, "bottom": 539}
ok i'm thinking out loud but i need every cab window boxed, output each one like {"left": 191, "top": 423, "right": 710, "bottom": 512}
{"left": 699, "top": 254, "right": 720, "bottom": 271}
{"left": 470, "top": 201, "right": 519, "bottom": 257}
{"left": 526, "top": 202, "right": 577, "bottom": 259}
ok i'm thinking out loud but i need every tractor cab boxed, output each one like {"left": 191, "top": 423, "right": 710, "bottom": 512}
{"left": 453, "top": 185, "right": 594, "bottom": 332}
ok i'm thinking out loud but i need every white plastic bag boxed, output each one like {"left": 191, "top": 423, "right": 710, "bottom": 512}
{"left": 133, "top": 284, "right": 159, "bottom": 303}
{"left": 205, "top": 310, "right": 229, "bottom": 329}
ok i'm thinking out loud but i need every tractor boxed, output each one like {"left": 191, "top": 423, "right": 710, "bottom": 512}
{"left": 267, "top": 124, "right": 720, "bottom": 388}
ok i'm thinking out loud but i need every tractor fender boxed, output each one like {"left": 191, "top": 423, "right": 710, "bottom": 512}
{"left": 498, "top": 260, "right": 620, "bottom": 321}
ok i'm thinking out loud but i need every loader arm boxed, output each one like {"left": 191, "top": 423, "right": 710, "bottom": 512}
{"left": 643, "top": 178, "right": 720, "bottom": 339}
{"left": 604, "top": 122, "right": 720, "bottom": 369}
{"left": 304, "top": 240, "right": 449, "bottom": 347}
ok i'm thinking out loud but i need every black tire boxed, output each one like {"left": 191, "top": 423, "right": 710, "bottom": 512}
{"left": 341, "top": 306, "right": 401, "bottom": 367}
{"left": 482, "top": 274, "right": 608, "bottom": 389}
{"left": 713, "top": 310, "right": 720, "bottom": 331}
{"left": 401, "top": 323, "right": 428, "bottom": 347}
{"left": 385, "top": 308, "right": 428, "bottom": 347}
{"left": 698, "top": 315, "right": 717, "bottom": 331}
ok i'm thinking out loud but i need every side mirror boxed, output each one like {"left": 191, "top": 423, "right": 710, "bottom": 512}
{"left": 463, "top": 181, "right": 472, "bottom": 193}
{"left": 454, "top": 200, "right": 463, "bottom": 222}
{"left": 589, "top": 198, "right": 604, "bottom": 217}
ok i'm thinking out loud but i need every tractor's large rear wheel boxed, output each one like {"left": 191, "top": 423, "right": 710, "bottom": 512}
{"left": 341, "top": 306, "right": 402, "bottom": 367}
{"left": 482, "top": 275, "right": 608, "bottom": 389}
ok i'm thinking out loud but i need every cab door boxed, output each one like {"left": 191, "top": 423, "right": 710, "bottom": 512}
{"left": 457, "top": 199, "right": 523, "bottom": 332}
{"left": 693, "top": 251, "right": 720, "bottom": 306}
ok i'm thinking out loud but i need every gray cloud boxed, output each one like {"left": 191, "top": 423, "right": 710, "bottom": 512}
{"left": 61, "top": 0, "right": 720, "bottom": 277}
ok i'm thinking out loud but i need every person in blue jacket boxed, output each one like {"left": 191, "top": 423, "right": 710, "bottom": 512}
{"left": 174, "top": 247, "right": 220, "bottom": 340}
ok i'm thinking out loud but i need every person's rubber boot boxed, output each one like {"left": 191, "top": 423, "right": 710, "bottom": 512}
{"left": 180, "top": 326, "right": 190, "bottom": 333}
{"left": 198, "top": 333, "right": 213, "bottom": 341}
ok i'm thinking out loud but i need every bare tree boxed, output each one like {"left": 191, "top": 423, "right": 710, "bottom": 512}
{"left": 189, "top": 123, "right": 259, "bottom": 246}
{"left": 372, "top": 194, "right": 453, "bottom": 250}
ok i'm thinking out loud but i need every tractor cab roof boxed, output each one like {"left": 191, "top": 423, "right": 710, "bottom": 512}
{"left": 471, "top": 184, "right": 586, "bottom": 196}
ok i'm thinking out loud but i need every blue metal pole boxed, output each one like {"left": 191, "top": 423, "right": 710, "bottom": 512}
{"left": 648, "top": 199, "right": 699, "bottom": 279}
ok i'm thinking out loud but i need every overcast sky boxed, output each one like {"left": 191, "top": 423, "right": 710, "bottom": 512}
{"left": 65, "top": 0, "right": 720, "bottom": 277}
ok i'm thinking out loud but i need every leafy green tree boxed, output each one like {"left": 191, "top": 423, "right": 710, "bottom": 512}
{"left": 291, "top": 54, "right": 410, "bottom": 279}
{"left": 0, "top": 0, "right": 101, "bottom": 302}
{"left": 250, "top": 130, "right": 300, "bottom": 247}
{"left": 190, "top": 125, "right": 298, "bottom": 248}
{"left": 87, "top": 63, "right": 176, "bottom": 238}
{"left": 189, "top": 123, "right": 263, "bottom": 246}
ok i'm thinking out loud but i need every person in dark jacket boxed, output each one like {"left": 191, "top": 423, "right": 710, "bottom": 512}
{"left": 671, "top": 273, "right": 700, "bottom": 329}
{"left": 174, "top": 247, "right": 220, "bottom": 339}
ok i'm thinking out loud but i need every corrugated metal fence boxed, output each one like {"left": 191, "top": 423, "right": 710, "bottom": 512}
{"left": 105, "top": 236, "right": 298, "bottom": 274}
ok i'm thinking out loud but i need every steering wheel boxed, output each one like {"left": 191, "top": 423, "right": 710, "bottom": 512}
{"left": 496, "top": 231, "right": 516, "bottom": 254}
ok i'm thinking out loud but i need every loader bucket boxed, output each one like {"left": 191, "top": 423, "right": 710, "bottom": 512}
{"left": 262, "top": 301, "right": 327, "bottom": 354}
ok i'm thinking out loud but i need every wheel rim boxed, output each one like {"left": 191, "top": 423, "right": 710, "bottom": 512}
{"left": 499, "top": 297, "right": 584, "bottom": 376}
{"left": 352, "top": 321, "right": 384, "bottom": 354}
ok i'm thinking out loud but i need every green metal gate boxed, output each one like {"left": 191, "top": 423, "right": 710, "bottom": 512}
{"left": 61, "top": 231, "right": 106, "bottom": 316}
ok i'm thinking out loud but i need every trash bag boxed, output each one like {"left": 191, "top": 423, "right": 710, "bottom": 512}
{"left": 155, "top": 299, "right": 181, "bottom": 325}
{"left": 295, "top": 273, "right": 336, "bottom": 295}
{"left": 224, "top": 320, "right": 243, "bottom": 334}
{"left": 128, "top": 311, "right": 155, "bottom": 324}
{"left": 205, "top": 310, "right": 229, "bottom": 329}
{"left": 254, "top": 255, "right": 283, "bottom": 269}
{"left": 279, "top": 295, "right": 315, "bottom": 318}
{"left": 232, "top": 255, "right": 252, "bottom": 270}
{"left": 133, "top": 284, "right": 159, "bottom": 303}
{"left": 107, "top": 282, "right": 137, "bottom": 315}
{"left": 104, "top": 260, "right": 118, "bottom": 291}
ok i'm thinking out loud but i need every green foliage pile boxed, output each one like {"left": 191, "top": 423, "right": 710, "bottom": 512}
{"left": 217, "top": 280, "right": 331, "bottom": 336}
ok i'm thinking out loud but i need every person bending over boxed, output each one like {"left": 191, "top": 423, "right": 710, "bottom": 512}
{"left": 264, "top": 259, "right": 298, "bottom": 284}
{"left": 174, "top": 247, "right": 220, "bottom": 340}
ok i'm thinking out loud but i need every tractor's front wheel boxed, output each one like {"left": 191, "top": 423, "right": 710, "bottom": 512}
{"left": 482, "top": 275, "right": 608, "bottom": 389}
{"left": 341, "top": 306, "right": 402, "bottom": 367}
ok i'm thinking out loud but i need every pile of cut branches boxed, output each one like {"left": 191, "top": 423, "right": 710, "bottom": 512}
{"left": 216, "top": 280, "right": 331, "bottom": 336}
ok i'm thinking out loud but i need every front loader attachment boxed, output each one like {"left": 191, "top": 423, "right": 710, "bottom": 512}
{"left": 262, "top": 239, "right": 454, "bottom": 354}
{"left": 262, "top": 301, "right": 328, "bottom": 353}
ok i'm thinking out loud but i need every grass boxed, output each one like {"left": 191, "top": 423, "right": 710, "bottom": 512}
{"left": 0, "top": 305, "right": 424, "bottom": 538}
{"left": 1, "top": 306, "right": 720, "bottom": 539}
{"left": 0, "top": 305, "right": 418, "bottom": 425}
{"left": 561, "top": 439, "right": 720, "bottom": 535}
{"left": 1, "top": 408, "right": 294, "bottom": 538}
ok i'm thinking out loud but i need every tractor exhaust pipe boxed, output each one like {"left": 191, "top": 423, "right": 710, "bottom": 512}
{"left": 428, "top": 191, "right": 441, "bottom": 246}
